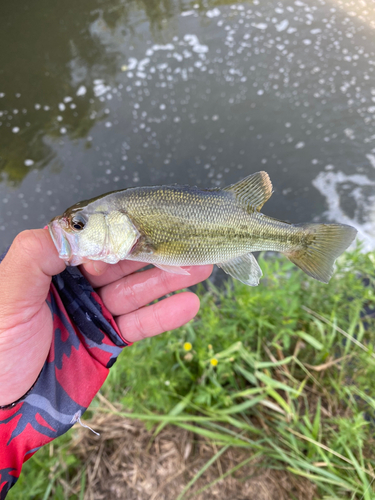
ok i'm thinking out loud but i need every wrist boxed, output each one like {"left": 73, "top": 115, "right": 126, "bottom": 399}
{"left": 0, "top": 371, "right": 41, "bottom": 409}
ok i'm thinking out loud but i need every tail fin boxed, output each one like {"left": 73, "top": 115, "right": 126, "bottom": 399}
{"left": 285, "top": 223, "right": 357, "bottom": 283}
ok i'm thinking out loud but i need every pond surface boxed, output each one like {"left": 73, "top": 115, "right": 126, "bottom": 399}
{"left": 1, "top": 0, "right": 375, "bottom": 254}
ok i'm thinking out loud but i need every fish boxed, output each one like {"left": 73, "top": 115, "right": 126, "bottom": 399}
{"left": 48, "top": 171, "right": 357, "bottom": 286}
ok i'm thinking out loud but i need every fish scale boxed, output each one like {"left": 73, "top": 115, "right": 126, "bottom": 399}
{"left": 49, "top": 171, "right": 357, "bottom": 286}
{"left": 118, "top": 186, "right": 296, "bottom": 265}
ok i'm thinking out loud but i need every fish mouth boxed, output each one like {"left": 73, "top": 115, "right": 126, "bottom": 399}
{"left": 48, "top": 218, "right": 83, "bottom": 266}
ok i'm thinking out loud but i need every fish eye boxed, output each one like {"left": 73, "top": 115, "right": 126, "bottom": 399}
{"left": 70, "top": 215, "right": 86, "bottom": 231}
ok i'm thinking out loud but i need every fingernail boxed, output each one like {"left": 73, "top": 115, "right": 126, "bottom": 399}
{"left": 93, "top": 261, "right": 107, "bottom": 274}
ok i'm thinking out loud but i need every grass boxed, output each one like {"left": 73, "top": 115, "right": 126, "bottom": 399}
{"left": 9, "top": 247, "right": 375, "bottom": 499}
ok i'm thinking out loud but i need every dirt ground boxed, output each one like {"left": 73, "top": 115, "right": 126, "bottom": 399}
{"left": 68, "top": 407, "right": 317, "bottom": 500}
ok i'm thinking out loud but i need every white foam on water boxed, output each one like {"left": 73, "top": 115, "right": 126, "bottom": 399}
{"left": 76, "top": 85, "right": 87, "bottom": 96}
{"left": 344, "top": 128, "right": 355, "bottom": 140}
{"left": 184, "top": 34, "right": 208, "bottom": 54}
{"left": 173, "top": 53, "right": 183, "bottom": 62}
{"left": 366, "top": 154, "right": 375, "bottom": 168}
{"left": 181, "top": 10, "right": 194, "bottom": 17}
{"left": 127, "top": 58, "right": 138, "bottom": 70}
{"left": 312, "top": 171, "right": 375, "bottom": 250}
{"left": 275, "top": 19, "right": 289, "bottom": 32}
{"left": 93, "top": 82, "right": 111, "bottom": 97}
{"left": 252, "top": 23, "right": 268, "bottom": 30}
{"left": 152, "top": 44, "right": 174, "bottom": 51}
{"left": 138, "top": 58, "right": 150, "bottom": 71}
{"left": 206, "top": 8, "right": 221, "bottom": 18}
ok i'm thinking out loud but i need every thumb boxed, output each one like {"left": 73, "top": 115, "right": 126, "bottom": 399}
{"left": 0, "top": 229, "right": 66, "bottom": 324}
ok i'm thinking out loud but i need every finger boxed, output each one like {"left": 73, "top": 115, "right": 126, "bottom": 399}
{"left": 82, "top": 260, "right": 110, "bottom": 277}
{"left": 0, "top": 229, "right": 66, "bottom": 324}
{"left": 116, "top": 291, "right": 200, "bottom": 343}
{"left": 80, "top": 260, "right": 148, "bottom": 288}
{"left": 99, "top": 264, "right": 213, "bottom": 316}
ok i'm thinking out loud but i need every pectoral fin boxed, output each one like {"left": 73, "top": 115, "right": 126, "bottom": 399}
{"left": 223, "top": 171, "right": 273, "bottom": 212}
{"left": 217, "top": 253, "right": 262, "bottom": 286}
{"left": 154, "top": 264, "right": 191, "bottom": 275}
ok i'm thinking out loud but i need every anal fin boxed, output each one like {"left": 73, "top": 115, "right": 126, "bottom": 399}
{"left": 154, "top": 263, "right": 191, "bottom": 275}
{"left": 217, "top": 253, "right": 262, "bottom": 286}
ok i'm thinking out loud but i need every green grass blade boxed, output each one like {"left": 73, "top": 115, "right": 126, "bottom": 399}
{"left": 154, "top": 391, "right": 193, "bottom": 436}
{"left": 176, "top": 445, "right": 230, "bottom": 500}
{"left": 187, "top": 452, "right": 264, "bottom": 499}
{"left": 295, "top": 331, "right": 323, "bottom": 350}
{"left": 255, "top": 356, "right": 294, "bottom": 369}
{"left": 255, "top": 371, "right": 299, "bottom": 394}
{"left": 215, "top": 395, "right": 266, "bottom": 415}
{"left": 79, "top": 470, "right": 86, "bottom": 500}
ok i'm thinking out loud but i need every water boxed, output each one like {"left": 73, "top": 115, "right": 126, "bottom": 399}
{"left": 1, "top": 0, "right": 375, "bottom": 253}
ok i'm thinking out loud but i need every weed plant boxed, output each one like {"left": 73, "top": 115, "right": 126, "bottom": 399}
{"left": 11, "top": 248, "right": 375, "bottom": 499}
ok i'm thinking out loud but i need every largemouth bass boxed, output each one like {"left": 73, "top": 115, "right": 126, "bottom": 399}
{"left": 49, "top": 172, "right": 357, "bottom": 286}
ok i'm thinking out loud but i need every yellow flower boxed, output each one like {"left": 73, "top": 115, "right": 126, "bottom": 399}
{"left": 210, "top": 358, "right": 218, "bottom": 367}
{"left": 183, "top": 342, "right": 192, "bottom": 351}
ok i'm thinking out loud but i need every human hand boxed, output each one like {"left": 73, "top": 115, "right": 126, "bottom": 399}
{"left": 0, "top": 229, "right": 212, "bottom": 406}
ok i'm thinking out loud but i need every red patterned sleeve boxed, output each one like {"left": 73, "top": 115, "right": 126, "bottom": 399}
{"left": 0, "top": 265, "right": 130, "bottom": 499}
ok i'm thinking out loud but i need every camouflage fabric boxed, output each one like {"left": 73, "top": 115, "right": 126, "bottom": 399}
{"left": 0, "top": 262, "right": 130, "bottom": 499}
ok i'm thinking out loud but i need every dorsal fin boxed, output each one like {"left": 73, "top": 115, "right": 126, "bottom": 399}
{"left": 223, "top": 171, "right": 273, "bottom": 212}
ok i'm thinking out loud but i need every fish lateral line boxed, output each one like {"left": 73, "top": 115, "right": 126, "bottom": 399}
{"left": 48, "top": 171, "right": 358, "bottom": 286}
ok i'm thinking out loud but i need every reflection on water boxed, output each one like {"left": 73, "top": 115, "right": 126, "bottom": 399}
{"left": 0, "top": 0, "right": 375, "bottom": 251}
